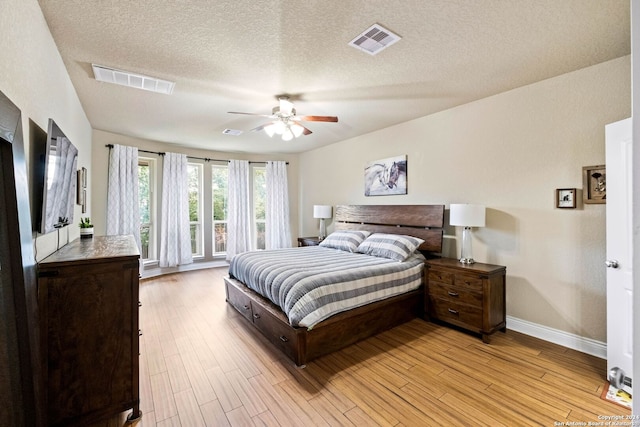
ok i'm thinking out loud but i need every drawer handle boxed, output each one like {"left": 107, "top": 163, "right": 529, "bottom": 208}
{"left": 279, "top": 335, "right": 289, "bottom": 343}
{"left": 253, "top": 313, "right": 261, "bottom": 319}
{"left": 243, "top": 304, "right": 250, "bottom": 311}
{"left": 138, "top": 301, "right": 142, "bottom": 307}
{"left": 448, "top": 308, "right": 459, "bottom": 315}
{"left": 139, "top": 329, "right": 143, "bottom": 336}
{"left": 447, "top": 291, "right": 459, "bottom": 297}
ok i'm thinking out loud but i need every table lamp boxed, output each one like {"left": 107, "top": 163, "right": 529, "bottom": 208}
{"left": 449, "top": 204, "right": 486, "bottom": 264}
{"left": 313, "top": 205, "right": 332, "bottom": 240}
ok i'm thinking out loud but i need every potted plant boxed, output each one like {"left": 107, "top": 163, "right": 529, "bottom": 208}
{"left": 79, "top": 217, "right": 94, "bottom": 239}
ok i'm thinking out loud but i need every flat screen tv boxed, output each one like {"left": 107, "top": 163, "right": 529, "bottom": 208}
{"left": 40, "top": 119, "right": 78, "bottom": 234}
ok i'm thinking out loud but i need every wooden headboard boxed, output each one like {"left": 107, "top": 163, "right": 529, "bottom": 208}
{"left": 333, "top": 205, "right": 445, "bottom": 254}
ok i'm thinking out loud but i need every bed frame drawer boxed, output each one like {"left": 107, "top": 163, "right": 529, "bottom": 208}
{"left": 250, "top": 304, "right": 302, "bottom": 362}
{"left": 224, "top": 275, "right": 424, "bottom": 366}
{"left": 225, "top": 280, "right": 253, "bottom": 322}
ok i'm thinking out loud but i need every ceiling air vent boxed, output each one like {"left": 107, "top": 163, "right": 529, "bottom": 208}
{"left": 222, "top": 128, "right": 243, "bottom": 136}
{"left": 348, "top": 23, "right": 401, "bottom": 55}
{"left": 92, "top": 64, "right": 175, "bottom": 95}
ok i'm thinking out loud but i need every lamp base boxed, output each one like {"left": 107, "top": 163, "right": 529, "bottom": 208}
{"left": 318, "top": 218, "right": 327, "bottom": 241}
{"left": 459, "top": 226, "right": 475, "bottom": 264}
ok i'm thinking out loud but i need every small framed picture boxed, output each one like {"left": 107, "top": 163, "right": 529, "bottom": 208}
{"left": 77, "top": 171, "right": 83, "bottom": 204}
{"left": 81, "top": 166, "right": 87, "bottom": 188}
{"left": 583, "top": 165, "right": 606, "bottom": 204}
{"left": 556, "top": 188, "right": 577, "bottom": 209}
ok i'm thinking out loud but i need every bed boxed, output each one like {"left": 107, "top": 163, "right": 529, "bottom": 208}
{"left": 224, "top": 204, "right": 445, "bottom": 366}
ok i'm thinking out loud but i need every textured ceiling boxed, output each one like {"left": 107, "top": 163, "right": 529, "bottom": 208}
{"left": 37, "top": 0, "right": 630, "bottom": 154}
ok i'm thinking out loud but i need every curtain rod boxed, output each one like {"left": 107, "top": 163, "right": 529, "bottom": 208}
{"left": 105, "top": 144, "right": 288, "bottom": 164}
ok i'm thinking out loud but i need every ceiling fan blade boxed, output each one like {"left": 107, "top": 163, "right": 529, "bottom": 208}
{"left": 228, "top": 111, "right": 274, "bottom": 118}
{"left": 296, "top": 115, "right": 339, "bottom": 122}
{"left": 295, "top": 123, "right": 313, "bottom": 136}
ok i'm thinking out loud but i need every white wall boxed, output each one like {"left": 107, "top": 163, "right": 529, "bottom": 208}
{"left": 0, "top": 0, "right": 93, "bottom": 261}
{"left": 299, "top": 57, "right": 630, "bottom": 343}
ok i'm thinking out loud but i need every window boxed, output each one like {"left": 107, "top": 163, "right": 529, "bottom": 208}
{"left": 212, "top": 164, "right": 228, "bottom": 254}
{"left": 138, "top": 158, "right": 274, "bottom": 267}
{"left": 253, "top": 166, "right": 266, "bottom": 250}
{"left": 138, "top": 158, "right": 156, "bottom": 261}
{"left": 188, "top": 163, "right": 203, "bottom": 256}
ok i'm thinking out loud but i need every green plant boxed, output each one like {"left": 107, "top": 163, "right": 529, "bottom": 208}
{"left": 78, "top": 217, "right": 93, "bottom": 228}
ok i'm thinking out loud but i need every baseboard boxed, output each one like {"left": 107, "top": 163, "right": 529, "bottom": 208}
{"left": 507, "top": 315, "right": 606, "bottom": 359}
{"left": 141, "top": 259, "right": 229, "bottom": 279}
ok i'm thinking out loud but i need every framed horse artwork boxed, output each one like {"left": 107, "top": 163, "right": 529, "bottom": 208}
{"left": 364, "top": 155, "right": 407, "bottom": 196}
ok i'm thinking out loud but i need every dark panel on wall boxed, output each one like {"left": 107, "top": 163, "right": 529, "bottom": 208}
{"left": 29, "top": 119, "right": 47, "bottom": 232}
{"left": 0, "top": 90, "right": 44, "bottom": 427}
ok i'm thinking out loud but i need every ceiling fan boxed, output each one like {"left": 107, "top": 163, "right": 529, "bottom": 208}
{"left": 228, "top": 96, "right": 338, "bottom": 141}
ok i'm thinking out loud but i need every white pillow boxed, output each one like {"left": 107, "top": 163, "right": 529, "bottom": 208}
{"left": 318, "top": 230, "right": 371, "bottom": 252}
{"left": 356, "top": 233, "right": 425, "bottom": 262}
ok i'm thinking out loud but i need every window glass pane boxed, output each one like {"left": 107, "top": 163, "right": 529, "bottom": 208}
{"left": 188, "top": 163, "right": 203, "bottom": 256}
{"left": 256, "top": 221, "right": 265, "bottom": 250}
{"left": 190, "top": 223, "right": 201, "bottom": 254}
{"left": 138, "top": 161, "right": 152, "bottom": 260}
{"left": 214, "top": 223, "right": 227, "bottom": 253}
{"left": 212, "top": 165, "right": 228, "bottom": 255}
{"left": 139, "top": 163, "right": 150, "bottom": 224}
{"left": 254, "top": 168, "right": 266, "bottom": 220}
{"left": 212, "top": 166, "right": 228, "bottom": 220}
{"left": 140, "top": 225, "right": 150, "bottom": 259}
{"left": 254, "top": 167, "right": 266, "bottom": 250}
{"left": 188, "top": 164, "right": 200, "bottom": 222}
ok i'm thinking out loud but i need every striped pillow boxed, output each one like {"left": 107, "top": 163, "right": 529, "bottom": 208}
{"left": 319, "top": 230, "right": 371, "bottom": 252}
{"left": 356, "top": 233, "right": 425, "bottom": 262}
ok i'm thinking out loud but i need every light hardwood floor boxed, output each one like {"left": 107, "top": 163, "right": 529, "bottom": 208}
{"left": 97, "top": 267, "right": 629, "bottom": 426}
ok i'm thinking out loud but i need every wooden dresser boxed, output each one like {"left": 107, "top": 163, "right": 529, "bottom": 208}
{"left": 425, "top": 257, "right": 506, "bottom": 343}
{"left": 38, "top": 235, "right": 141, "bottom": 426}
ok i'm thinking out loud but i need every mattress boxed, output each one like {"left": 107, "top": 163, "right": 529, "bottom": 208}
{"left": 228, "top": 246, "right": 425, "bottom": 329}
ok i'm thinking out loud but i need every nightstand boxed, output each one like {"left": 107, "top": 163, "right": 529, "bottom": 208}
{"left": 297, "top": 236, "right": 321, "bottom": 247}
{"left": 425, "top": 257, "right": 506, "bottom": 343}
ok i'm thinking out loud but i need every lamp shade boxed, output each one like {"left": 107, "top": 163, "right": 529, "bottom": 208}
{"left": 449, "top": 204, "right": 485, "bottom": 227}
{"left": 313, "top": 205, "right": 332, "bottom": 219}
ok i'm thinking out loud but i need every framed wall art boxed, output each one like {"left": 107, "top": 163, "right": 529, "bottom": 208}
{"left": 556, "top": 188, "right": 576, "bottom": 209}
{"left": 364, "top": 155, "right": 407, "bottom": 196}
{"left": 582, "top": 165, "right": 606, "bottom": 204}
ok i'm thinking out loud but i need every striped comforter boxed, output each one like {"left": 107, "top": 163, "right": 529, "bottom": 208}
{"left": 228, "top": 246, "right": 425, "bottom": 329}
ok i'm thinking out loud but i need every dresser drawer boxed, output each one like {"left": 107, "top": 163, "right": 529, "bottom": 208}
{"left": 226, "top": 284, "right": 253, "bottom": 322}
{"left": 430, "top": 298, "right": 482, "bottom": 330}
{"left": 428, "top": 269, "right": 454, "bottom": 285}
{"left": 452, "top": 274, "right": 483, "bottom": 291}
{"left": 251, "top": 304, "right": 299, "bottom": 361}
{"left": 428, "top": 282, "right": 482, "bottom": 307}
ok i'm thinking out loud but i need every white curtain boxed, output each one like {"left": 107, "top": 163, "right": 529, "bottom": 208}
{"left": 226, "top": 160, "right": 252, "bottom": 261}
{"left": 265, "top": 161, "right": 291, "bottom": 249}
{"left": 159, "top": 152, "right": 193, "bottom": 267}
{"left": 106, "top": 144, "right": 141, "bottom": 249}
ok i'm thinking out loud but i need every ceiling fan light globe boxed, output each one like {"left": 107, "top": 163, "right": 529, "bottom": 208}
{"left": 291, "top": 123, "right": 304, "bottom": 138}
{"left": 273, "top": 121, "right": 286, "bottom": 135}
{"left": 264, "top": 124, "right": 276, "bottom": 137}
{"left": 282, "top": 128, "right": 294, "bottom": 141}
